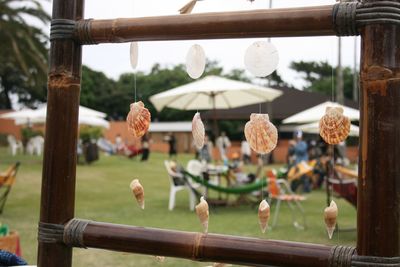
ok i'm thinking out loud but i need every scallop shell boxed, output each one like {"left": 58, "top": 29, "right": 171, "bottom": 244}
{"left": 258, "top": 199, "right": 270, "bottom": 233}
{"left": 129, "top": 42, "right": 139, "bottom": 70}
{"left": 130, "top": 179, "right": 145, "bottom": 209}
{"left": 195, "top": 196, "right": 209, "bottom": 233}
{"left": 192, "top": 112, "right": 205, "bottom": 149}
{"left": 319, "top": 107, "right": 350, "bottom": 145}
{"left": 244, "top": 41, "right": 279, "bottom": 77}
{"left": 324, "top": 200, "right": 338, "bottom": 239}
{"left": 244, "top": 113, "right": 278, "bottom": 154}
{"left": 186, "top": 44, "right": 206, "bottom": 79}
{"left": 126, "top": 101, "right": 151, "bottom": 138}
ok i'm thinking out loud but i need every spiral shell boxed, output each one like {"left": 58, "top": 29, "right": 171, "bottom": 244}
{"left": 126, "top": 101, "right": 151, "bottom": 138}
{"left": 324, "top": 200, "right": 338, "bottom": 239}
{"left": 192, "top": 112, "right": 205, "bottom": 149}
{"left": 258, "top": 200, "right": 270, "bottom": 233}
{"left": 195, "top": 196, "right": 209, "bottom": 233}
{"left": 244, "top": 113, "right": 278, "bottom": 154}
{"left": 130, "top": 179, "right": 145, "bottom": 209}
{"left": 319, "top": 107, "right": 350, "bottom": 145}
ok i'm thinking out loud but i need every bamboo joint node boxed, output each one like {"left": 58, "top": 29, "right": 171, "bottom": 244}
{"left": 333, "top": 1, "right": 400, "bottom": 36}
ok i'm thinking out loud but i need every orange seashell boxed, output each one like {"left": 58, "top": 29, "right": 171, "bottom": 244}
{"left": 244, "top": 113, "right": 278, "bottom": 154}
{"left": 192, "top": 112, "right": 205, "bottom": 149}
{"left": 319, "top": 107, "right": 350, "bottom": 145}
{"left": 195, "top": 196, "right": 209, "bottom": 233}
{"left": 126, "top": 101, "right": 151, "bottom": 138}
{"left": 130, "top": 179, "right": 145, "bottom": 209}
{"left": 258, "top": 200, "right": 270, "bottom": 233}
{"left": 324, "top": 200, "right": 338, "bottom": 239}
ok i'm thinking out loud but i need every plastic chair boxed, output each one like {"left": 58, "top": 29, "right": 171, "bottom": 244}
{"left": 267, "top": 170, "right": 307, "bottom": 230}
{"left": 0, "top": 162, "right": 20, "bottom": 214}
{"left": 6, "top": 136, "right": 23, "bottom": 156}
{"left": 164, "top": 160, "right": 197, "bottom": 211}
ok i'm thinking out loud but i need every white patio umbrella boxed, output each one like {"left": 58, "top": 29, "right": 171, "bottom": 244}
{"left": 282, "top": 101, "right": 359, "bottom": 124}
{"left": 0, "top": 108, "right": 35, "bottom": 125}
{"left": 296, "top": 122, "right": 359, "bottom": 137}
{"left": 150, "top": 75, "right": 282, "bottom": 111}
{"left": 149, "top": 75, "right": 282, "bottom": 134}
{"left": 1, "top": 105, "right": 109, "bottom": 128}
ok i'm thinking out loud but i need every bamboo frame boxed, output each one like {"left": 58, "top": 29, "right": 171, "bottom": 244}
{"left": 75, "top": 5, "right": 335, "bottom": 44}
{"left": 80, "top": 220, "right": 332, "bottom": 267}
{"left": 38, "top": 1, "right": 400, "bottom": 266}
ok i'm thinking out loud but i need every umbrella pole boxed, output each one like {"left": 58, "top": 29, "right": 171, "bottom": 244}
{"left": 212, "top": 93, "right": 219, "bottom": 138}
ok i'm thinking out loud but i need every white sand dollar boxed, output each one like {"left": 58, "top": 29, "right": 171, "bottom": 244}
{"left": 186, "top": 44, "right": 206, "bottom": 79}
{"left": 130, "top": 42, "right": 139, "bottom": 70}
{"left": 244, "top": 41, "right": 279, "bottom": 77}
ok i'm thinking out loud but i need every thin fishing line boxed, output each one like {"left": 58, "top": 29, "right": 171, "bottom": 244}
{"left": 134, "top": 72, "right": 137, "bottom": 102}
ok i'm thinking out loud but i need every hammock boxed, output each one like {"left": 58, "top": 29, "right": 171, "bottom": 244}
{"left": 182, "top": 170, "right": 267, "bottom": 195}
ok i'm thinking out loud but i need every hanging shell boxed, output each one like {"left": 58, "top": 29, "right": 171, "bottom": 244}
{"left": 244, "top": 41, "right": 279, "bottom": 77}
{"left": 179, "top": 0, "right": 198, "bottom": 14}
{"left": 130, "top": 179, "right": 145, "bottom": 209}
{"left": 244, "top": 113, "right": 278, "bottom": 154}
{"left": 126, "top": 101, "right": 151, "bottom": 138}
{"left": 129, "top": 42, "right": 139, "bottom": 70}
{"left": 155, "top": 256, "right": 165, "bottom": 262}
{"left": 186, "top": 44, "right": 206, "bottom": 79}
{"left": 324, "top": 200, "right": 338, "bottom": 239}
{"left": 319, "top": 107, "right": 350, "bottom": 145}
{"left": 195, "top": 196, "right": 209, "bottom": 233}
{"left": 192, "top": 112, "right": 205, "bottom": 149}
{"left": 258, "top": 200, "right": 270, "bottom": 233}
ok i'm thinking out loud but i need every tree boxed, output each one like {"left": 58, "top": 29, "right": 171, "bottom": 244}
{"left": 290, "top": 60, "right": 355, "bottom": 100}
{"left": 0, "top": 0, "right": 50, "bottom": 109}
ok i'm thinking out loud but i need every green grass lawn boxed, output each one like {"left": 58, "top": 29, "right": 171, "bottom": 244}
{"left": 0, "top": 147, "right": 356, "bottom": 266}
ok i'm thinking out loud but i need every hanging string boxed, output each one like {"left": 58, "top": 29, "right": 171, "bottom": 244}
{"left": 134, "top": 73, "right": 137, "bottom": 102}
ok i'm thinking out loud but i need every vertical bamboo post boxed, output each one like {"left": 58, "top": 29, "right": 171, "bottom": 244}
{"left": 357, "top": 7, "right": 400, "bottom": 257}
{"left": 37, "top": 0, "right": 84, "bottom": 266}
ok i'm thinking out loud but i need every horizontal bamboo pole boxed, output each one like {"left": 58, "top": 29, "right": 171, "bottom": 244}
{"left": 76, "top": 5, "right": 335, "bottom": 44}
{"left": 79, "top": 221, "right": 332, "bottom": 267}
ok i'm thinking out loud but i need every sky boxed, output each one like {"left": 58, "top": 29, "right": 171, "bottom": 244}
{"left": 44, "top": 0, "right": 360, "bottom": 89}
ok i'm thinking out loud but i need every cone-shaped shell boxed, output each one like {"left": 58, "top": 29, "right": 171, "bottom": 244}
{"left": 258, "top": 200, "right": 270, "bottom": 233}
{"left": 192, "top": 112, "right": 205, "bottom": 149}
{"left": 319, "top": 107, "right": 350, "bottom": 145}
{"left": 129, "top": 42, "right": 139, "bottom": 70}
{"left": 244, "top": 113, "right": 278, "bottom": 154}
{"left": 195, "top": 196, "right": 209, "bottom": 233}
{"left": 126, "top": 101, "right": 151, "bottom": 138}
{"left": 155, "top": 256, "right": 165, "bottom": 262}
{"left": 324, "top": 200, "right": 338, "bottom": 239}
{"left": 130, "top": 179, "right": 145, "bottom": 209}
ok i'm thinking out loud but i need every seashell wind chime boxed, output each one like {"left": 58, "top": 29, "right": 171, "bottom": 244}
{"left": 319, "top": 107, "right": 350, "bottom": 145}
{"left": 130, "top": 179, "right": 145, "bottom": 209}
{"left": 324, "top": 200, "right": 338, "bottom": 239}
